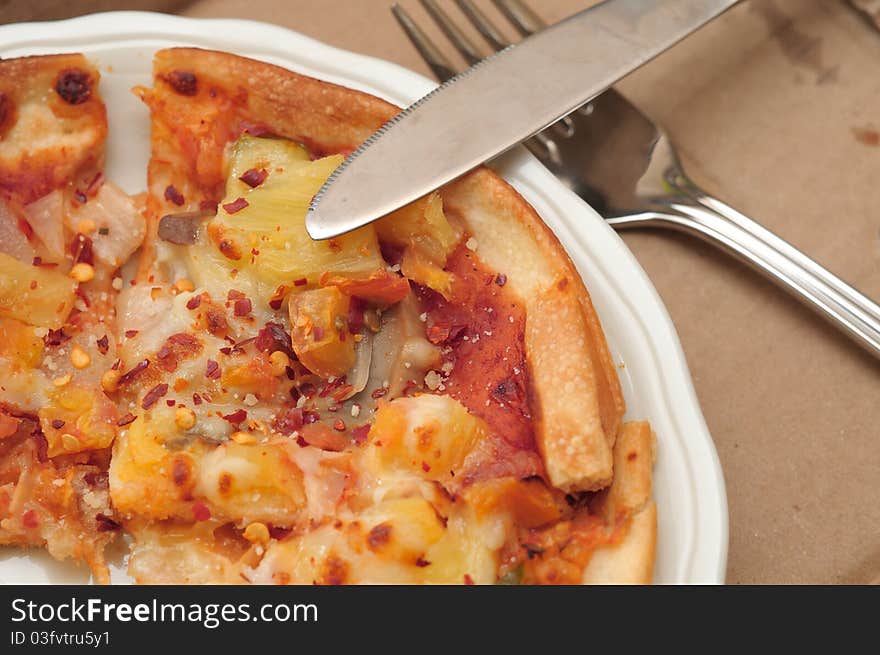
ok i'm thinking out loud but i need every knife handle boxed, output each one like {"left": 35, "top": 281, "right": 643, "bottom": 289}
{"left": 607, "top": 206, "right": 880, "bottom": 358}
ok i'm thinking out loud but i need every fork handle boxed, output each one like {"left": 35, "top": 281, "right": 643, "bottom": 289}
{"left": 607, "top": 208, "right": 880, "bottom": 358}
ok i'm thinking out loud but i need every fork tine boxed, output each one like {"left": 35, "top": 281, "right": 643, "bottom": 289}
{"left": 454, "top": 0, "right": 510, "bottom": 52}
{"left": 392, "top": 3, "right": 459, "bottom": 82}
{"left": 419, "top": 0, "right": 484, "bottom": 66}
{"left": 492, "top": 0, "right": 547, "bottom": 35}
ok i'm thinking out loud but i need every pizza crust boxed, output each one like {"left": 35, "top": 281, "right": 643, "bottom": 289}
{"left": 441, "top": 171, "right": 625, "bottom": 491}
{"left": 583, "top": 421, "right": 657, "bottom": 584}
{"left": 0, "top": 54, "right": 106, "bottom": 204}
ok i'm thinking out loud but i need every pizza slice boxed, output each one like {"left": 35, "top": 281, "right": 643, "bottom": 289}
{"left": 104, "top": 47, "right": 653, "bottom": 584}
{"left": 0, "top": 54, "right": 148, "bottom": 582}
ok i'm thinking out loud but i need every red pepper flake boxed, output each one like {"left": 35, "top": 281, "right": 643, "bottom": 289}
{"left": 269, "top": 285, "right": 288, "bottom": 310}
{"left": 95, "top": 514, "right": 121, "bottom": 532}
{"left": 303, "top": 410, "right": 320, "bottom": 425}
{"left": 313, "top": 326, "right": 324, "bottom": 342}
{"left": 495, "top": 273, "right": 507, "bottom": 286}
{"left": 233, "top": 298, "right": 252, "bottom": 316}
{"left": 74, "top": 287, "right": 91, "bottom": 308}
{"left": 227, "top": 289, "right": 246, "bottom": 301}
{"left": 205, "top": 359, "right": 221, "bottom": 379}
{"left": 22, "top": 509, "right": 39, "bottom": 529}
{"left": 333, "top": 418, "right": 346, "bottom": 432}
{"left": 70, "top": 234, "right": 94, "bottom": 265}
{"left": 186, "top": 294, "right": 202, "bottom": 310}
{"left": 124, "top": 330, "right": 139, "bottom": 338}
{"left": 164, "top": 185, "right": 185, "bottom": 206}
{"left": 118, "top": 360, "right": 149, "bottom": 386}
{"left": 199, "top": 199, "right": 218, "bottom": 213}
{"left": 318, "top": 377, "right": 346, "bottom": 398}
{"left": 85, "top": 171, "right": 104, "bottom": 197}
{"left": 142, "top": 383, "right": 169, "bottom": 410}
{"left": 117, "top": 413, "right": 137, "bottom": 427}
{"left": 239, "top": 121, "right": 272, "bottom": 138}
{"left": 31, "top": 256, "right": 58, "bottom": 268}
{"left": 32, "top": 432, "right": 48, "bottom": 463}
{"left": 325, "top": 384, "right": 349, "bottom": 403}
{"left": 415, "top": 557, "right": 431, "bottom": 568}
{"left": 96, "top": 334, "right": 109, "bottom": 354}
{"left": 371, "top": 387, "right": 388, "bottom": 399}
{"left": 421, "top": 461, "right": 431, "bottom": 473}
{"left": 348, "top": 297, "right": 366, "bottom": 334}
{"left": 463, "top": 574, "right": 475, "bottom": 585}
{"left": 29, "top": 280, "right": 37, "bottom": 290}
{"left": 166, "top": 399, "right": 176, "bottom": 407}
{"left": 239, "top": 168, "right": 268, "bottom": 188}
{"left": 43, "top": 328, "right": 70, "bottom": 347}
{"left": 268, "top": 524, "right": 292, "bottom": 540}
{"left": 50, "top": 419, "right": 65, "bottom": 429}
{"left": 192, "top": 502, "right": 211, "bottom": 522}
{"left": 74, "top": 189, "right": 87, "bottom": 205}
{"left": 222, "top": 409, "right": 247, "bottom": 425}
{"left": 272, "top": 407, "right": 303, "bottom": 435}
{"left": 219, "top": 347, "right": 232, "bottom": 356}
{"left": 293, "top": 277, "right": 308, "bottom": 287}
{"left": 295, "top": 435, "right": 308, "bottom": 447}
{"left": 222, "top": 197, "right": 249, "bottom": 214}
{"left": 192, "top": 393, "right": 203, "bottom": 406}
{"left": 351, "top": 424, "right": 370, "bottom": 445}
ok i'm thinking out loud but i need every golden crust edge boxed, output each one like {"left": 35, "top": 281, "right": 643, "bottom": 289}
{"left": 583, "top": 421, "right": 657, "bottom": 584}
{"left": 441, "top": 168, "right": 625, "bottom": 490}
{"left": 582, "top": 501, "right": 657, "bottom": 585}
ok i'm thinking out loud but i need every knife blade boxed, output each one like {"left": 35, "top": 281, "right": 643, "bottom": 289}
{"left": 306, "top": 0, "right": 737, "bottom": 239}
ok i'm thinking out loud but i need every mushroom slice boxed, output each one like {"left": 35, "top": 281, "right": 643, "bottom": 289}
{"left": 157, "top": 210, "right": 214, "bottom": 245}
{"left": 358, "top": 293, "right": 441, "bottom": 402}
{"left": 333, "top": 332, "right": 373, "bottom": 402}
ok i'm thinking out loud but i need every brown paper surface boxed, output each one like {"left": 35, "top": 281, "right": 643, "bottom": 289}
{"left": 5, "top": 0, "right": 880, "bottom": 584}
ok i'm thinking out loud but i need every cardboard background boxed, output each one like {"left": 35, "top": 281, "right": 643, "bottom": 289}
{"left": 4, "top": 0, "right": 879, "bottom": 584}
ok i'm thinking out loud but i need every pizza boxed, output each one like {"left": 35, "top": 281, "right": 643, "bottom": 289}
{"left": 0, "top": 47, "right": 656, "bottom": 584}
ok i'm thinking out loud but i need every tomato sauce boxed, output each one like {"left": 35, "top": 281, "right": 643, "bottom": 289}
{"left": 417, "top": 245, "right": 544, "bottom": 483}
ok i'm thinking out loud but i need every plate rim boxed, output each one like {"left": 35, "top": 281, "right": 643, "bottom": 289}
{"left": 0, "top": 10, "right": 728, "bottom": 584}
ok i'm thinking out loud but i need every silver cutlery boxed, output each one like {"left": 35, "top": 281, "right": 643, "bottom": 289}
{"left": 391, "top": 0, "right": 880, "bottom": 358}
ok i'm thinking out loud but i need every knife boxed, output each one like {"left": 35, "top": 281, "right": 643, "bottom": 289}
{"left": 306, "top": 0, "right": 738, "bottom": 240}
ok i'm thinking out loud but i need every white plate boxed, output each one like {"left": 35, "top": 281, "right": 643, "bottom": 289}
{"left": 0, "top": 11, "right": 728, "bottom": 584}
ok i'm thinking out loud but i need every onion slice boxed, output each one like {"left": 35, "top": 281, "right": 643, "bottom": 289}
{"left": 23, "top": 191, "right": 64, "bottom": 258}
{"left": 70, "top": 183, "right": 146, "bottom": 267}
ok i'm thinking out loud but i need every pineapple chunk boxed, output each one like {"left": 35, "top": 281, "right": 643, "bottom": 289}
{"left": 461, "top": 477, "right": 566, "bottom": 529}
{"left": 367, "top": 395, "right": 487, "bottom": 483}
{"left": 0, "top": 252, "right": 76, "bottom": 328}
{"left": 0, "top": 318, "right": 44, "bottom": 368}
{"left": 191, "top": 135, "right": 386, "bottom": 304}
{"left": 375, "top": 192, "right": 460, "bottom": 261}
{"left": 360, "top": 496, "right": 446, "bottom": 562}
{"left": 39, "top": 386, "right": 117, "bottom": 457}
{"left": 110, "top": 408, "right": 204, "bottom": 520}
{"left": 375, "top": 192, "right": 462, "bottom": 297}
{"left": 288, "top": 286, "right": 355, "bottom": 378}
{"left": 196, "top": 441, "right": 307, "bottom": 526}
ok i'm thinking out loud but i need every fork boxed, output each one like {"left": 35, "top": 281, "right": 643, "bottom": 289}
{"left": 392, "top": 0, "right": 880, "bottom": 358}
